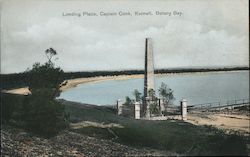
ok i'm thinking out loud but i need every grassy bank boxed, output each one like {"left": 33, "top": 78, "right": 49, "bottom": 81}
{"left": 62, "top": 100, "right": 249, "bottom": 156}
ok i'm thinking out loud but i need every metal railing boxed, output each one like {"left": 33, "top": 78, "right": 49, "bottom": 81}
{"left": 188, "top": 98, "right": 249, "bottom": 112}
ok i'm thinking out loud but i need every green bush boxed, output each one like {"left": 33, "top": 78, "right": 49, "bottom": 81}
{"left": 21, "top": 91, "right": 68, "bottom": 137}
{"left": 1, "top": 93, "right": 24, "bottom": 123}
{"left": 124, "top": 96, "right": 132, "bottom": 106}
{"left": 2, "top": 48, "right": 69, "bottom": 137}
{"left": 26, "top": 62, "right": 64, "bottom": 98}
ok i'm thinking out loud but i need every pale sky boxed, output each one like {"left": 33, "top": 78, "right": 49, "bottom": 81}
{"left": 1, "top": 0, "right": 249, "bottom": 74}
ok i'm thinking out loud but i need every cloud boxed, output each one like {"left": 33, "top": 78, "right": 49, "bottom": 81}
{"left": 2, "top": 17, "right": 248, "bottom": 73}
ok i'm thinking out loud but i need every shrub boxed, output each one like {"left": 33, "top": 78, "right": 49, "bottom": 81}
{"left": 17, "top": 48, "right": 70, "bottom": 137}
{"left": 124, "top": 96, "right": 132, "bottom": 106}
{"left": 21, "top": 91, "right": 68, "bottom": 137}
{"left": 1, "top": 93, "right": 24, "bottom": 123}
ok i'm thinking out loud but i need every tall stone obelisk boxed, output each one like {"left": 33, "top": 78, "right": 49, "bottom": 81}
{"left": 143, "top": 38, "right": 155, "bottom": 117}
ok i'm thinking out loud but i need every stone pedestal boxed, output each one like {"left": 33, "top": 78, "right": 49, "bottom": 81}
{"left": 145, "top": 97, "right": 151, "bottom": 118}
{"left": 180, "top": 99, "right": 187, "bottom": 120}
{"left": 134, "top": 102, "right": 140, "bottom": 119}
{"left": 117, "top": 99, "right": 123, "bottom": 116}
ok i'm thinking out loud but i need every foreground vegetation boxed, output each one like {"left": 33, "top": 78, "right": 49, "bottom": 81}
{"left": 2, "top": 95, "right": 249, "bottom": 155}
{"left": 63, "top": 100, "right": 249, "bottom": 156}
{"left": 1, "top": 48, "right": 69, "bottom": 137}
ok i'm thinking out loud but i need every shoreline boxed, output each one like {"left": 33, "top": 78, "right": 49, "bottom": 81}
{"left": 61, "top": 70, "right": 248, "bottom": 91}
{"left": 60, "top": 74, "right": 144, "bottom": 91}
{"left": 1, "top": 70, "right": 248, "bottom": 94}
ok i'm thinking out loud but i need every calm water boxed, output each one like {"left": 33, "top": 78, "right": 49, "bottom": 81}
{"left": 59, "top": 71, "right": 249, "bottom": 106}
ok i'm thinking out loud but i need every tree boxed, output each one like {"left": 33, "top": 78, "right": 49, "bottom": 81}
{"left": 45, "top": 48, "right": 57, "bottom": 63}
{"left": 158, "top": 82, "right": 175, "bottom": 111}
{"left": 133, "top": 89, "right": 142, "bottom": 102}
{"left": 124, "top": 96, "right": 132, "bottom": 105}
{"left": 22, "top": 48, "right": 68, "bottom": 137}
{"left": 147, "top": 89, "right": 160, "bottom": 115}
{"left": 27, "top": 61, "right": 64, "bottom": 98}
{"left": 149, "top": 101, "right": 160, "bottom": 115}
{"left": 148, "top": 88, "right": 156, "bottom": 100}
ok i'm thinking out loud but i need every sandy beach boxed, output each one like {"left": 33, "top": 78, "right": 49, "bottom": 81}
{"left": 60, "top": 74, "right": 144, "bottom": 91}
{"left": 61, "top": 70, "right": 246, "bottom": 91}
{"left": 3, "top": 70, "right": 244, "bottom": 94}
{"left": 1, "top": 74, "right": 144, "bottom": 95}
{"left": 1, "top": 87, "right": 31, "bottom": 95}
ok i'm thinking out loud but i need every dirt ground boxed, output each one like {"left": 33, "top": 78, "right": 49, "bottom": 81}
{"left": 187, "top": 112, "right": 250, "bottom": 134}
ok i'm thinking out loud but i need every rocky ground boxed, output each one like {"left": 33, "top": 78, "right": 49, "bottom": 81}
{"left": 1, "top": 125, "right": 176, "bottom": 157}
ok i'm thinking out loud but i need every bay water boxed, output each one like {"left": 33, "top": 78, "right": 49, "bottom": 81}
{"left": 59, "top": 71, "right": 249, "bottom": 106}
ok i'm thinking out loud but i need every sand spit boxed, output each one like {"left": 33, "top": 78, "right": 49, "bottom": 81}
{"left": 1, "top": 87, "right": 31, "bottom": 95}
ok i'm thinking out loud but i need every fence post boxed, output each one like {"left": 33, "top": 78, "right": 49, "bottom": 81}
{"left": 218, "top": 102, "right": 221, "bottom": 113}
{"left": 159, "top": 97, "right": 165, "bottom": 115}
{"left": 180, "top": 99, "right": 187, "bottom": 121}
{"left": 117, "top": 99, "right": 123, "bottom": 116}
{"left": 135, "top": 102, "right": 140, "bottom": 119}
